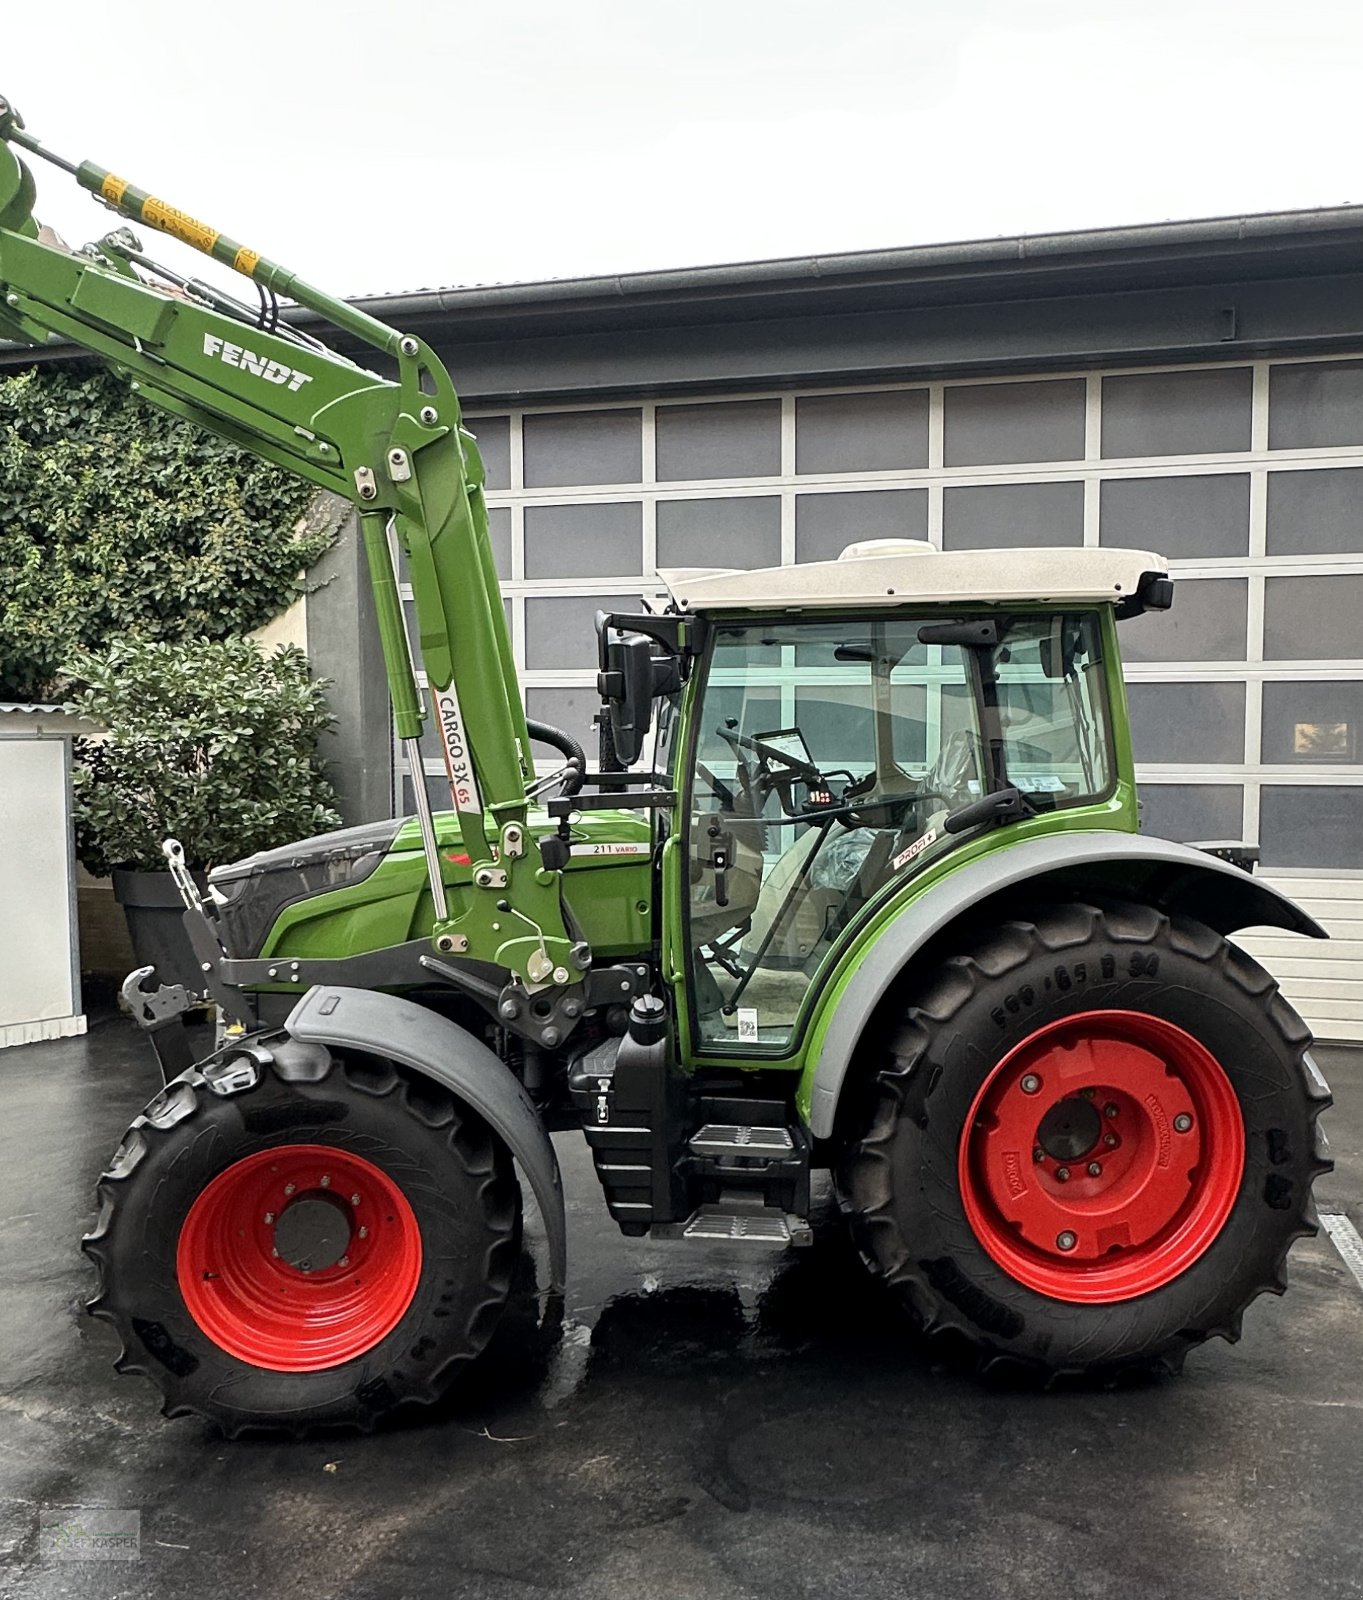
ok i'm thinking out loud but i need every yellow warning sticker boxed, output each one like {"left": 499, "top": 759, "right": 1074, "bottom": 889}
{"left": 233, "top": 246, "right": 261, "bottom": 277}
{"left": 100, "top": 173, "right": 129, "bottom": 206}
{"left": 142, "top": 195, "right": 219, "bottom": 256}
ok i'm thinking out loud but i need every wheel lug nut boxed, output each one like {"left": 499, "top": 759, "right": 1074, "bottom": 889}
{"left": 1173, "top": 1113, "right": 1193, "bottom": 1133}
{"left": 1033, "top": 1146, "right": 1046, "bottom": 1164}
{"left": 283, "top": 1182, "right": 295, "bottom": 1196}
{"left": 350, "top": 1193, "right": 361, "bottom": 1206}
{"left": 1104, "top": 1103, "right": 1119, "bottom": 1119}
{"left": 1087, "top": 1161, "right": 1102, "bottom": 1177}
{"left": 263, "top": 1211, "right": 275, "bottom": 1225}
{"left": 1057, "top": 1231, "right": 1077, "bottom": 1251}
{"left": 338, "top": 1256, "right": 350, "bottom": 1269}
{"left": 320, "top": 1174, "right": 331, "bottom": 1188}
{"left": 358, "top": 1226, "right": 368, "bottom": 1240}
{"left": 1020, "top": 1074, "right": 1042, "bottom": 1095}
{"left": 1081, "top": 1087, "right": 1095, "bottom": 1099}
{"left": 1103, "top": 1132, "right": 1118, "bottom": 1147}
{"left": 1056, "top": 1166, "right": 1071, "bottom": 1182}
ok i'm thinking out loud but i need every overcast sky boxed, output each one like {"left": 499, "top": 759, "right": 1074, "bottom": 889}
{"left": 7, "top": 0, "right": 1363, "bottom": 300}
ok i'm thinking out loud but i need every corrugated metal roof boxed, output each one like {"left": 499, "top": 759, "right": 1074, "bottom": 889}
{"left": 0, "top": 703, "right": 100, "bottom": 737}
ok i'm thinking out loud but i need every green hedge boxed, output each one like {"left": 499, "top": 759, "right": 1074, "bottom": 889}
{"left": 68, "top": 636, "right": 341, "bottom": 874}
{"left": 0, "top": 364, "right": 338, "bottom": 702}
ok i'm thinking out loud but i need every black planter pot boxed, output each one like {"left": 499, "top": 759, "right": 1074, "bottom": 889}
{"left": 111, "top": 866, "right": 209, "bottom": 994}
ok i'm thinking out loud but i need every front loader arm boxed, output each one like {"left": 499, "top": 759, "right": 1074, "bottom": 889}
{"left": 0, "top": 97, "right": 579, "bottom": 992}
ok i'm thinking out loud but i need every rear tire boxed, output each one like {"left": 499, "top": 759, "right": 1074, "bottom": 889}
{"left": 83, "top": 1045, "right": 520, "bottom": 1435}
{"left": 840, "top": 900, "right": 1331, "bottom": 1380}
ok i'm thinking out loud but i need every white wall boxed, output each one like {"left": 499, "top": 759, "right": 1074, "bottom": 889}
{"left": 1237, "top": 875, "right": 1363, "bottom": 1044}
{"left": 0, "top": 737, "right": 83, "bottom": 1044}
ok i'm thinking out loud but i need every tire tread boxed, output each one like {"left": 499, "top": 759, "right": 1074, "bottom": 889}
{"left": 840, "top": 900, "right": 1332, "bottom": 1384}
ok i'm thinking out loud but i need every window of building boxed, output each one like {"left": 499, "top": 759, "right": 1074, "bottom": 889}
{"left": 523, "top": 502, "right": 642, "bottom": 579}
{"left": 1126, "top": 682, "right": 1246, "bottom": 765}
{"left": 524, "top": 687, "right": 602, "bottom": 762}
{"left": 1269, "top": 360, "right": 1363, "bottom": 451}
{"left": 1266, "top": 468, "right": 1363, "bottom": 557}
{"left": 944, "top": 379, "right": 1085, "bottom": 467}
{"left": 656, "top": 496, "right": 781, "bottom": 570}
{"left": 1262, "top": 681, "right": 1363, "bottom": 764}
{"left": 1100, "top": 473, "right": 1250, "bottom": 559}
{"left": 1118, "top": 578, "right": 1248, "bottom": 662}
{"left": 1101, "top": 368, "right": 1252, "bottom": 458}
{"left": 794, "top": 488, "right": 928, "bottom": 563}
{"left": 795, "top": 389, "right": 929, "bottom": 474}
{"left": 1260, "top": 785, "right": 1363, "bottom": 869}
{"left": 524, "top": 594, "right": 640, "bottom": 670}
{"left": 465, "top": 415, "right": 511, "bottom": 490}
{"left": 1138, "top": 784, "right": 1244, "bottom": 842}
{"left": 656, "top": 399, "right": 781, "bottom": 481}
{"left": 1264, "top": 574, "right": 1363, "bottom": 661}
{"left": 523, "top": 409, "right": 642, "bottom": 488}
{"left": 460, "top": 506, "right": 510, "bottom": 581}
{"left": 942, "top": 480, "right": 1083, "bottom": 549}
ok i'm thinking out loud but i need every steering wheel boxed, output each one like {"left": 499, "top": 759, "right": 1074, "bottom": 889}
{"left": 719, "top": 726, "right": 825, "bottom": 784}
{"left": 921, "top": 729, "right": 981, "bottom": 812}
{"left": 711, "top": 726, "right": 774, "bottom": 838}
{"left": 715, "top": 725, "right": 776, "bottom": 796}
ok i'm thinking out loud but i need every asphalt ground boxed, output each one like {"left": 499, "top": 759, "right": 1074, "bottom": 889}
{"left": 2, "top": 1010, "right": 1361, "bottom": 1600}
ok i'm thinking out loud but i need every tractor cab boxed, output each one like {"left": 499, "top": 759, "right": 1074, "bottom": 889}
{"left": 637, "top": 539, "right": 1168, "bottom": 1057}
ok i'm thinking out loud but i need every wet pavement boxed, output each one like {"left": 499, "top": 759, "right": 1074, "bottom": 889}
{"left": 2, "top": 1009, "right": 1362, "bottom": 1600}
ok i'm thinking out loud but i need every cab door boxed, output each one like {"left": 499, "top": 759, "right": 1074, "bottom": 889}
{"left": 671, "top": 612, "right": 985, "bottom": 1061}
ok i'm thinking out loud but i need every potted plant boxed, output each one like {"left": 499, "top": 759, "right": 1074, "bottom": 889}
{"left": 66, "top": 635, "right": 342, "bottom": 991}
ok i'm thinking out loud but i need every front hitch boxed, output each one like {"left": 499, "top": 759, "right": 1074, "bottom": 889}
{"left": 120, "top": 966, "right": 197, "bottom": 1081}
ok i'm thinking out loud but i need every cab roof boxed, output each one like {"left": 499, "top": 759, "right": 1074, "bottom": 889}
{"left": 657, "top": 539, "right": 1169, "bottom": 614}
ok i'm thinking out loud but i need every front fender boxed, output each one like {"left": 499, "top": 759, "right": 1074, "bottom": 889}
{"left": 285, "top": 985, "right": 566, "bottom": 1290}
{"left": 802, "top": 830, "right": 1325, "bottom": 1141}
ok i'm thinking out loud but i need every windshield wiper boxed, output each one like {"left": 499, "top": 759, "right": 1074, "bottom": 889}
{"left": 944, "top": 787, "right": 1035, "bottom": 835}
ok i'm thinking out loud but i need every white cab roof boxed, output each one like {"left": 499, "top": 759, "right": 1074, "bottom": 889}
{"left": 657, "top": 539, "right": 1167, "bottom": 613}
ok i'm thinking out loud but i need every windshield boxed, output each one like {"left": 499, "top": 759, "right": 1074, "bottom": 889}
{"left": 684, "top": 610, "right": 1113, "bottom": 1050}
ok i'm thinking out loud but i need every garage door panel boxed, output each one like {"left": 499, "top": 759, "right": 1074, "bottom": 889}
{"left": 1238, "top": 963, "right": 1363, "bottom": 990}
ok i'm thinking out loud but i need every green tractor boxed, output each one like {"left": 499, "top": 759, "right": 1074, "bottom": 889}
{"left": 0, "top": 99, "right": 1332, "bottom": 1435}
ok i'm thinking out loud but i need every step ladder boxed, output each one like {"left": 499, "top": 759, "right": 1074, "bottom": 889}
{"left": 676, "top": 1123, "right": 812, "bottom": 1247}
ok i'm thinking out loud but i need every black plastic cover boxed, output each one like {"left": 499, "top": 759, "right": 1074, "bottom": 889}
{"left": 208, "top": 817, "right": 402, "bottom": 959}
{"left": 1116, "top": 570, "right": 1175, "bottom": 619}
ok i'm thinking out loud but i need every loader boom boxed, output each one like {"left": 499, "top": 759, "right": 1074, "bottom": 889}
{"left": 0, "top": 96, "right": 579, "bottom": 986}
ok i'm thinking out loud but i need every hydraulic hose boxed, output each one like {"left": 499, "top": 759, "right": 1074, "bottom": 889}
{"left": 525, "top": 718, "right": 586, "bottom": 796}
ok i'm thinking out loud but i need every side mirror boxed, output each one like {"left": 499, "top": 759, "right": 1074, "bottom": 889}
{"left": 595, "top": 620, "right": 685, "bottom": 767}
{"left": 598, "top": 632, "right": 656, "bottom": 765}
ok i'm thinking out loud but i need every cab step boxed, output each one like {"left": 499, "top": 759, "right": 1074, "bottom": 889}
{"left": 687, "top": 1123, "right": 795, "bottom": 1158}
{"left": 679, "top": 1201, "right": 812, "bottom": 1247}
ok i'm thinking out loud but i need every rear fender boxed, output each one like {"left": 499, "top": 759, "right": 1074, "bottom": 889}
{"left": 802, "top": 830, "right": 1325, "bottom": 1141}
{"left": 285, "top": 985, "right": 566, "bottom": 1290}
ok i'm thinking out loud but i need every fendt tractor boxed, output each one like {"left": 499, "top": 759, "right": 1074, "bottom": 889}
{"left": 0, "top": 98, "right": 1333, "bottom": 1435}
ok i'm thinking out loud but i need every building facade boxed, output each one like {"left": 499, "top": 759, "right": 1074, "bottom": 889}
{"left": 312, "top": 209, "right": 1363, "bottom": 1038}
{"left": 18, "top": 208, "right": 1363, "bottom": 1035}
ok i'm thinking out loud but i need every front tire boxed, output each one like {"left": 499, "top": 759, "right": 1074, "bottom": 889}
{"left": 841, "top": 900, "right": 1331, "bottom": 1380}
{"left": 83, "top": 1045, "right": 520, "bottom": 1435}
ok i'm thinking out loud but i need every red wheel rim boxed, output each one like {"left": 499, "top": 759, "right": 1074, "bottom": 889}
{"left": 958, "top": 1011, "right": 1245, "bottom": 1304}
{"left": 176, "top": 1143, "right": 422, "bottom": 1371}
